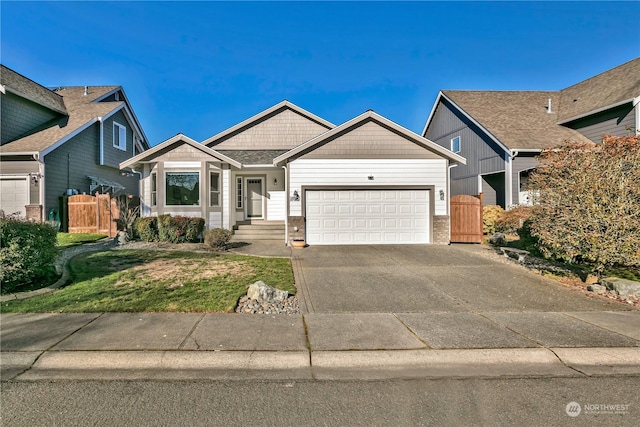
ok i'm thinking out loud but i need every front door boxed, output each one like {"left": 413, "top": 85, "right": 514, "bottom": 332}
{"left": 246, "top": 178, "right": 263, "bottom": 218}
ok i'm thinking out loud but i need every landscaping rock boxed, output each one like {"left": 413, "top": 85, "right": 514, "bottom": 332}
{"left": 500, "top": 247, "right": 529, "bottom": 263}
{"left": 247, "top": 281, "right": 289, "bottom": 303}
{"left": 235, "top": 294, "right": 300, "bottom": 314}
{"left": 586, "top": 284, "right": 607, "bottom": 294}
{"left": 600, "top": 277, "right": 640, "bottom": 297}
{"left": 489, "top": 233, "right": 506, "bottom": 246}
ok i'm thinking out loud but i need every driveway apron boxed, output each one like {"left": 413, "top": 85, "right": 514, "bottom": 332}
{"left": 293, "top": 245, "right": 631, "bottom": 314}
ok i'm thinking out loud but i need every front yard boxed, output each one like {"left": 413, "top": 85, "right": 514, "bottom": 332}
{"left": 2, "top": 249, "right": 295, "bottom": 313}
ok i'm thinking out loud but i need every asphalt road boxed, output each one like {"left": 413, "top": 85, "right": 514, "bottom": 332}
{"left": 2, "top": 377, "right": 638, "bottom": 426}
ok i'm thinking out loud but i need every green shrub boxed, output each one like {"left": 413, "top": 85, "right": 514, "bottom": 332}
{"left": 157, "top": 215, "right": 204, "bottom": 243}
{"left": 1, "top": 218, "right": 59, "bottom": 293}
{"left": 495, "top": 206, "right": 534, "bottom": 235}
{"left": 482, "top": 205, "right": 504, "bottom": 235}
{"left": 528, "top": 136, "right": 640, "bottom": 275}
{"left": 204, "top": 228, "right": 233, "bottom": 250}
{"left": 517, "top": 219, "right": 541, "bottom": 256}
{"left": 134, "top": 217, "right": 158, "bottom": 242}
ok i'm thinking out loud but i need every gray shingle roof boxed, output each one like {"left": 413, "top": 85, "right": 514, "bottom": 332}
{"left": 0, "top": 65, "right": 67, "bottom": 115}
{"left": 443, "top": 90, "right": 591, "bottom": 150}
{"left": 0, "top": 86, "right": 122, "bottom": 153}
{"left": 558, "top": 57, "right": 640, "bottom": 123}
{"left": 216, "top": 150, "right": 289, "bottom": 165}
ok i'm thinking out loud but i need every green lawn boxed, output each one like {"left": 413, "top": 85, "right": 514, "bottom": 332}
{"left": 2, "top": 250, "right": 295, "bottom": 313}
{"left": 57, "top": 233, "right": 108, "bottom": 248}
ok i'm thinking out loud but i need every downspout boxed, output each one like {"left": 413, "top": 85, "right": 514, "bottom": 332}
{"left": 282, "top": 164, "right": 288, "bottom": 245}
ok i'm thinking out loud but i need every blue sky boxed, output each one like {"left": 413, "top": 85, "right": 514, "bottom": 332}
{"left": 2, "top": 1, "right": 639, "bottom": 146}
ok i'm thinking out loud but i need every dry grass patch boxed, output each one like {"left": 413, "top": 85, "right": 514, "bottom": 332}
{"left": 2, "top": 249, "right": 294, "bottom": 313}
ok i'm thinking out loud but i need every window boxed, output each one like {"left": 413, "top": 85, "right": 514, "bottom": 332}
{"left": 236, "top": 177, "right": 243, "bottom": 209}
{"left": 451, "top": 136, "right": 461, "bottom": 153}
{"left": 166, "top": 172, "right": 199, "bottom": 206}
{"left": 113, "top": 122, "right": 127, "bottom": 151}
{"left": 150, "top": 173, "right": 157, "bottom": 206}
{"left": 210, "top": 172, "right": 220, "bottom": 206}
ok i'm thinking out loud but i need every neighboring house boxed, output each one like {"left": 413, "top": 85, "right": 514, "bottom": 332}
{"left": 0, "top": 65, "right": 150, "bottom": 221}
{"left": 422, "top": 57, "right": 640, "bottom": 208}
{"left": 121, "top": 101, "right": 466, "bottom": 245}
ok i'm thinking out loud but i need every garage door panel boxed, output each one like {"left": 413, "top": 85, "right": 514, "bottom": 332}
{"left": 306, "top": 190, "right": 430, "bottom": 245}
{"left": 0, "top": 178, "right": 29, "bottom": 217}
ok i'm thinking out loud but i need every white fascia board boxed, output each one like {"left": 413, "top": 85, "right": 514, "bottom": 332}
{"left": 0, "top": 151, "right": 38, "bottom": 156}
{"left": 39, "top": 118, "right": 100, "bottom": 158}
{"left": 421, "top": 91, "right": 444, "bottom": 136}
{"left": 201, "top": 100, "right": 335, "bottom": 146}
{"left": 439, "top": 92, "right": 511, "bottom": 155}
{"left": 557, "top": 98, "right": 636, "bottom": 124}
{"left": 274, "top": 110, "right": 467, "bottom": 165}
{"left": 242, "top": 164, "right": 278, "bottom": 168}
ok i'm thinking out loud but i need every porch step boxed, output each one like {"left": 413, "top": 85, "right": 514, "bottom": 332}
{"left": 232, "top": 221, "right": 285, "bottom": 241}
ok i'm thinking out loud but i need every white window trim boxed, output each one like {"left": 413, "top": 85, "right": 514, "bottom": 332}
{"left": 150, "top": 172, "right": 157, "bottom": 207}
{"left": 236, "top": 177, "right": 243, "bottom": 209}
{"left": 451, "top": 136, "right": 461, "bottom": 153}
{"left": 165, "top": 171, "right": 201, "bottom": 207}
{"left": 113, "top": 121, "right": 127, "bottom": 151}
{"left": 210, "top": 171, "right": 221, "bottom": 207}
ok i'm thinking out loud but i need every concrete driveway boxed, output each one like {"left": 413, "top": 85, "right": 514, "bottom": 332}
{"left": 292, "top": 244, "right": 630, "bottom": 314}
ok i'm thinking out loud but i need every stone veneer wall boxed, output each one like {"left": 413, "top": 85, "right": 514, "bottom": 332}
{"left": 432, "top": 215, "right": 450, "bottom": 245}
{"left": 288, "top": 216, "right": 305, "bottom": 244}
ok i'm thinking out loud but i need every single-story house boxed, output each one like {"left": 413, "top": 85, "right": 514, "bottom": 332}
{"left": 121, "top": 101, "right": 466, "bottom": 245}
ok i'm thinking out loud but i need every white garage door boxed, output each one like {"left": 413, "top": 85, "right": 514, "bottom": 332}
{"left": 306, "top": 190, "right": 430, "bottom": 245}
{"left": 0, "top": 177, "right": 29, "bottom": 217}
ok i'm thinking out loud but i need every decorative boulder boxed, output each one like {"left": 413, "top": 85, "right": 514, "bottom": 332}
{"left": 247, "top": 281, "right": 289, "bottom": 303}
{"left": 600, "top": 277, "right": 640, "bottom": 297}
{"left": 488, "top": 233, "right": 506, "bottom": 246}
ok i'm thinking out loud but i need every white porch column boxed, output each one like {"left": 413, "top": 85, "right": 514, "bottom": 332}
{"left": 222, "top": 167, "right": 231, "bottom": 229}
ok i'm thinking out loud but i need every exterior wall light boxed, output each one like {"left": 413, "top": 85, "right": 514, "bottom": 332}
{"left": 439, "top": 189, "right": 445, "bottom": 200}
{"left": 292, "top": 190, "right": 300, "bottom": 201}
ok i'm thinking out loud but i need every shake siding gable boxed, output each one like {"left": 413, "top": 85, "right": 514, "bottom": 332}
{"left": 210, "top": 108, "right": 331, "bottom": 150}
{"left": 102, "top": 110, "right": 135, "bottom": 168}
{"left": 299, "top": 120, "right": 441, "bottom": 159}
{"left": 1, "top": 92, "right": 60, "bottom": 144}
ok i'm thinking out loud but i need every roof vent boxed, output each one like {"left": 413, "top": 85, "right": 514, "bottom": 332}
{"left": 546, "top": 98, "right": 552, "bottom": 114}
{"left": 83, "top": 86, "right": 88, "bottom": 96}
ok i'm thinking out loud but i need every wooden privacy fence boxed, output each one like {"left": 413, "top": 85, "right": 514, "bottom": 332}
{"left": 67, "top": 193, "right": 119, "bottom": 237}
{"left": 450, "top": 194, "right": 483, "bottom": 243}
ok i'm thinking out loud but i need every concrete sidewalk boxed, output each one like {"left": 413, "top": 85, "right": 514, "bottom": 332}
{"left": 2, "top": 311, "right": 639, "bottom": 381}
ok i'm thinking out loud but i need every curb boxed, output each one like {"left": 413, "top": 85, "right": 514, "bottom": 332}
{"left": 4, "top": 347, "right": 640, "bottom": 381}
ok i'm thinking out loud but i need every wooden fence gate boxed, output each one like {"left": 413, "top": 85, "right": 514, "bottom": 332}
{"left": 67, "top": 193, "right": 119, "bottom": 237}
{"left": 450, "top": 194, "right": 483, "bottom": 243}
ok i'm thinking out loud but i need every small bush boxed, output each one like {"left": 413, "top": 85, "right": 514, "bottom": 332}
{"left": 495, "top": 206, "right": 534, "bottom": 235}
{"left": 134, "top": 217, "right": 158, "bottom": 242}
{"left": 1, "top": 218, "right": 59, "bottom": 293}
{"left": 517, "top": 219, "right": 541, "bottom": 256}
{"left": 482, "top": 205, "right": 504, "bottom": 235}
{"left": 204, "top": 228, "right": 233, "bottom": 250}
{"left": 157, "top": 215, "right": 204, "bottom": 243}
